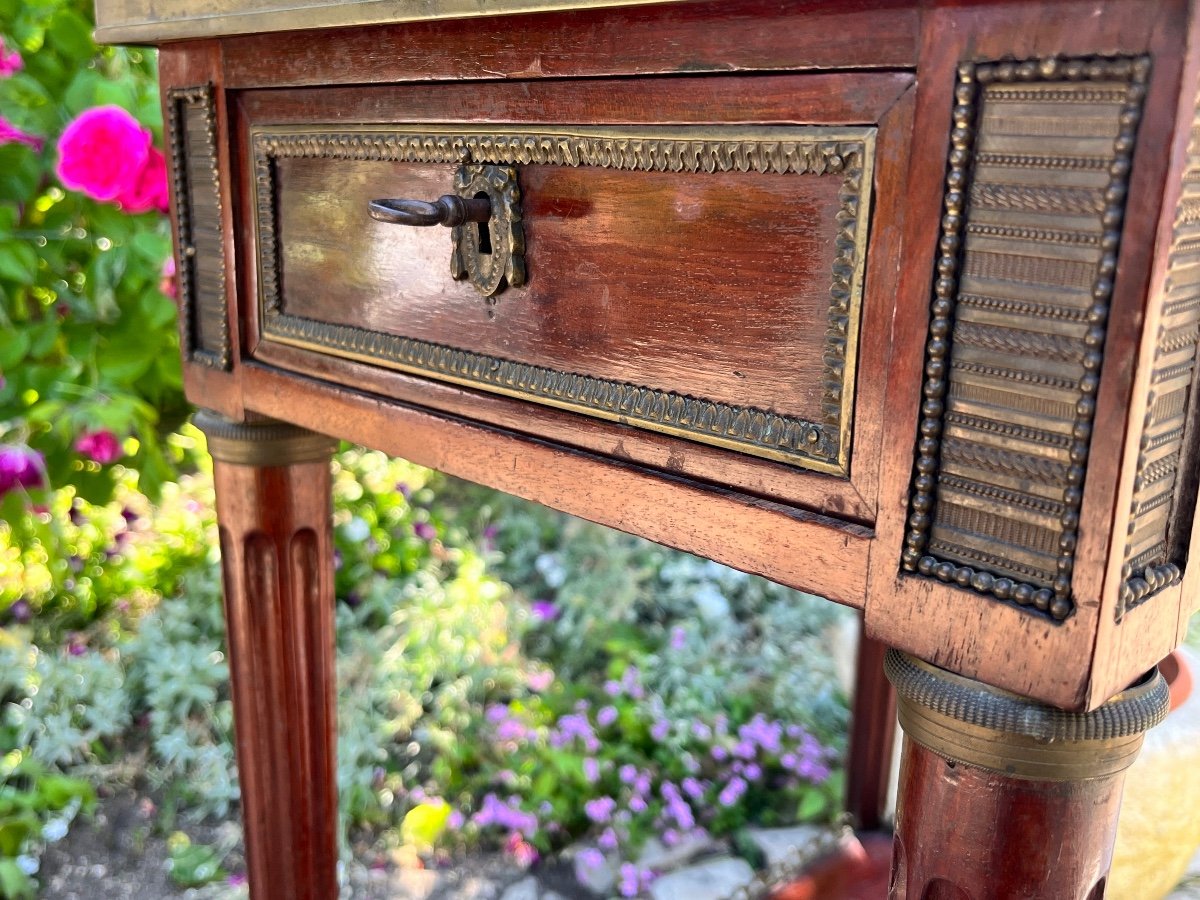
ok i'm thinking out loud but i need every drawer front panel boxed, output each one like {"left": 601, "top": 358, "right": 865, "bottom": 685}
{"left": 253, "top": 124, "right": 874, "bottom": 476}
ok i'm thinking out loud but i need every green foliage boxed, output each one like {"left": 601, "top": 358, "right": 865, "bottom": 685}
{"left": 0, "top": 639, "right": 129, "bottom": 767}
{"left": 124, "top": 567, "right": 238, "bottom": 821}
{"left": 0, "top": 745, "right": 93, "bottom": 899}
{"left": 0, "top": 0, "right": 186, "bottom": 507}
{"left": 165, "top": 830, "right": 233, "bottom": 887}
{"left": 0, "top": 451, "right": 212, "bottom": 631}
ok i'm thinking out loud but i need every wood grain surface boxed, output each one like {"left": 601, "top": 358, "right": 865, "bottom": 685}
{"left": 212, "top": 456, "right": 338, "bottom": 900}
{"left": 891, "top": 736, "right": 1121, "bottom": 899}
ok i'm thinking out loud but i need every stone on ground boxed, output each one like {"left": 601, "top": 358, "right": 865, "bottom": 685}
{"left": 649, "top": 856, "right": 755, "bottom": 900}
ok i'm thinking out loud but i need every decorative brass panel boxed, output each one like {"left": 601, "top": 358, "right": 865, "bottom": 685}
{"left": 251, "top": 125, "right": 875, "bottom": 475}
{"left": 167, "top": 84, "right": 229, "bottom": 371}
{"left": 1117, "top": 91, "right": 1200, "bottom": 619}
{"left": 902, "top": 56, "right": 1150, "bottom": 622}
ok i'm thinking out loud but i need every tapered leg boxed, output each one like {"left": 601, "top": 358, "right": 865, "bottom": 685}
{"left": 196, "top": 411, "right": 340, "bottom": 900}
{"left": 885, "top": 651, "right": 1168, "bottom": 900}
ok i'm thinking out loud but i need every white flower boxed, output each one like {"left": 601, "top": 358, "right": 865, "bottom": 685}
{"left": 16, "top": 854, "right": 40, "bottom": 875}
{"left": 341, "top": 516, "right": 370, "bottom": 542}
{"left": 42, "top": 817, "right": 69, "bottom": 842}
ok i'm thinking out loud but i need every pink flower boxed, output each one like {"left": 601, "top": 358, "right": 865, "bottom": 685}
{"left": 0, "top": 116, "right": 42, "bottom": 150}
{"left": 0, "top": 38, "right": 22, "bottom": 77}
{"left": 75, "top": 430, "right": 122, "bottom": 464}
{"left": 530, "top": 600, "right": 558, "bottom": 621}
{"left": 160, "top": 255, "right": 177, "bottom": 299}
{"left": 115, "top": 146, "right": 169, "bottom": 214}
{"left": 505, "top": 832, "right": 539, "bottom": 868}
{"left": 0, "top": 445, "right": 44, "bottom": 495}
{"left": 56, "top": 106, "right": 151, "bottom": 202}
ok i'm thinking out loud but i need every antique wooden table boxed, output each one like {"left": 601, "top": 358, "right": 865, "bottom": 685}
{"left": 95, "top": 0, "right": 1200, "bottom": 896}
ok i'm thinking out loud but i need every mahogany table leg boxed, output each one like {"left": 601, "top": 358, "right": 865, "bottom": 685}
{"left": 884, "top": 651, "right": 1169, "bottom": 900}
{"left": 196, "top": 411, "right": 340, "bottom": 900}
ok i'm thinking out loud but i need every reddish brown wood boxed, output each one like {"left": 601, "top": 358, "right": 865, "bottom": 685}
{"left": 158, "top": 42, "right": 245, "bottom": 419}
{"left": 239, "top": 360, "right": 873, "bottom": 605}
{"left": 281, "top": 161, "right": 843, "bottom": 405}
{"left": 211, "top": 452, "right": 337, "bottom": 900}
{"left": 863, "top": 0, "right": 1191, "bottom": 711}
{"left": 890, "top": 737, "right": 1122, "bottom": 900}
{"left": 844, "top": 629, "right": 896, "bottom": 831}
{"left": 132, "top": 2, "right": 1200, "bottom": 896}
{"left": 236, "top": 71, "right": 913, "bottom": 128}
{"left": 219, "top": 0, "right": 920, "bottom": 88}
{"left": 232, "top": 70, "right": 915, "bottom": 522}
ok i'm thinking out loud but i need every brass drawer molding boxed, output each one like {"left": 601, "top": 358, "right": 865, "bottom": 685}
{"left": 167, "top": 83, "right": 230, "bottom": 370}
{"left": 252, "top": 125, "right": 875, "bottom": 474}
{"left": 901, "top": 55, "right": 1151, "bottom": 622}
{"left": 1117, "top": 88, "right": 1200, "bottom": 619}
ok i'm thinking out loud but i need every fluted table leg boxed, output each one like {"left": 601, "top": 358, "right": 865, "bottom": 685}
{"left": 885, "top": 651, "right": 1169, "bottom": 900}
{"left": 196, "top": 411, "right": 340, "bottom": 900}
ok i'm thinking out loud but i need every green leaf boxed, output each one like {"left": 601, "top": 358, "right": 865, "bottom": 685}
{"left": 24, "top": 319, "right": 59, "bottom": 358}
{"left": 62, "top": 68, "right": 103, "bottom": 117}
{"left": 0, "top": 73, "right": 54, "bottom": 134}
{"left": 0, "top": 858, "right": 36, "bottom": 900}
{"left": 37, "top": 774, "right": 93, "bottom": 810}
{"left": 46, "top": 8, "right": 95, "bottom": 65}
{"left": 0, "top": 816, "right": 35, "bottom": 857}
{"left": 0, "top": 205, "right": 18, "bottom": 236}
{"left": 795, "top": 788, "right": 829, "bottom": 822}
{"left": 0, "top": 330, "right": 30, "bottom": 368}
{"left": 0, "top": 144, "right": 41, "bottom": 203}
{"left": 93, "top": 79, "right": 136, "bottom": 111}
{"left": 97, "top": 338, "right": 155, "bottom": 384}
{"left": 167, "top": 841, "right": 225, "bottom": 887}
{"left": 0, "top": 242, "right": 38, "bottom": 285}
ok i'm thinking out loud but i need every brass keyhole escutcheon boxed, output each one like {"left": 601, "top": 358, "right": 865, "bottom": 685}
{"left": 449, "top": 163, "right": 525, "bottom": 298}
{"left": 368, "top": 163, "right": 525, "bottom": 298}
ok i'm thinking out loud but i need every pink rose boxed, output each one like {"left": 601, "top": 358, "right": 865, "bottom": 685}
{"left": 56, "top": 106, "right": 151, "bottom": 202}
{"left": 159, "top": 255, "right": 177, "bottom": 299}
{"left": 115, "top": 146, "right": 169, "bottom": 214}
{"left": 74, "top": 429, "right": 123, "bottom": 464}
{"left": 0, "top": 116, "right": 42, "bottom": 150}
{"left": 0, "top": 445, "right": 44, "bottom": 495}
{"left": 0, "top": 38, "right": 21, "bottom": 77}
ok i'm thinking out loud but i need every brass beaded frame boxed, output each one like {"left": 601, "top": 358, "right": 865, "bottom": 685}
{"left": 901, "top": 55, "right": 1151, "bottom": 622}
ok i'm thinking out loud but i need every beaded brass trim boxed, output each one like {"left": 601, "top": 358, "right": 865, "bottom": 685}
{"left": 251, "top": 125, "right": 875, "bottom": 475}
{"left": 887, "top": 651, "right": 1168, "bottom": 780}
{"left": 194, "top": 410, "right": 337, "bottom": 466}
{"left": 167, "top": 84, "right": 229, "bottom": 371}
{"left": 901, "top": 56, "right": 1150, "bottom": 622}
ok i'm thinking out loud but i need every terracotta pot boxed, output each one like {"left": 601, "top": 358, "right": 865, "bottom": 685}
{"left": 1109, "top": 647, "right": 1200, "bottom": 900}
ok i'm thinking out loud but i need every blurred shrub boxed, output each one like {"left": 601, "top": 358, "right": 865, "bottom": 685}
{"left": 0, "top": 0, "right": 185, "bottom": 515}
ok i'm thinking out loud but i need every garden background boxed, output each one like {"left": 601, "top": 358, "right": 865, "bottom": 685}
{"left": 0, "top": 0, "right": 854, "bottom": 895}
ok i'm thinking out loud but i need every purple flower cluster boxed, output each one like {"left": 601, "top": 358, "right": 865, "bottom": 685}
{"left": 472, "top": 793, "right": 538, "bottom": 837}
{"left": 618, "top": 863, "right": 655, "bottom": 898}
{"left": 603, "top": 664, "right": 645, "bottom": 700}
{"left": 486, "top": 704, "right": 537, "bottom": 745}
{"left": 584, "top": 796, "right": 616, "bottom": 824}
{"left": 549, "top": 712, "right": 599, "bottom": 753}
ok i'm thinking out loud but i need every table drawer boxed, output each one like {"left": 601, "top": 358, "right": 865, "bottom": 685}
{"left": 237, "top": 75, "right": 911, "bottom": 511}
